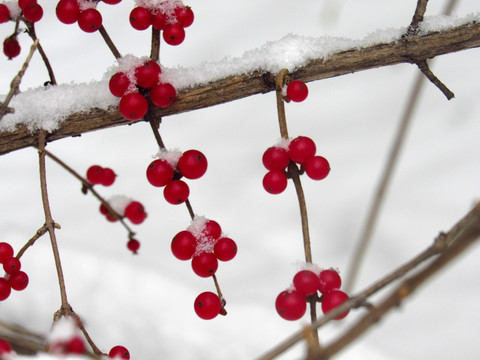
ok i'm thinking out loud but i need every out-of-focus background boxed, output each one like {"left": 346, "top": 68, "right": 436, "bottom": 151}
{"left": 1, "top": 0, "right": 479, "bottom": 359}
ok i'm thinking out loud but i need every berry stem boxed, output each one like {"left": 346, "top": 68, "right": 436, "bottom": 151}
{"left": 25, "top": 23, "right": 57, "bottom": 85}
{"left": 151, "top": 28, "right": 161, "bottom": 62}
{"left": 99, "top": 25, "right": 122, "bottom": 59}
{"left": 275, "top": 69, "right": 290, "bottom": 139}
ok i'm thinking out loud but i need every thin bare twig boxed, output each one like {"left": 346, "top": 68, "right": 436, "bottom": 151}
{"left": 408, "top": 0, "right": 429, "bottom": 33}
{"left": 151, "top": 28, "right": 161, "bottom": 62}
{"left": 25, "top": 23, "right": 56, "bottom": 85}
{"left": 416, "top": 60, "right": 455, "bottom": 99}
{"left": 99, "top": 26, "right": 122, "bottom": 59}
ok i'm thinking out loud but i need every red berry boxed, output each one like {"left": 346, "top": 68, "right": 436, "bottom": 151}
{"left": 286, "top": 80, "right": 308, "bottom": 102}
{"left": 262, "top": 170, "right": 288, "bottom": 194}
{"left": 194, "top": 291, "right": 221, "bottom": 320}
{"left": 18, "top": 0, "right": 36, "bottom": 10}
{"left": 150, "top": 83, "right": 176, "bottom": 108}
{"left": 0, "top": 278, "right": 11, "bottom": 301}
{"left": 214, "top": 237, "right": 237, "bottom": 261}
{"left": 151, "top": 11, "right": 166, "bottom": 30}
{"left": 109, "top": 345, "right": 130, "bottom": 359}
{"left": 99, "top": 203, "right": 109, "bottom": 215}
{"left": 293, "top": 270, "right": 320, "bottom": 297}
{"left": 101, "top": 168, "right": 116, "bottom": 186}
{"left": 8, "top": 270, "right": 29, "bottom": 291}
{"left": 129, "top": 6, "right": 151, "bottom": 31}
{"left": 318, "top": 269, "right": 342, "bottom": 295}
{"left": 23, "top": 3, "right": 43, "bottom": 23}
{"left": 177, "top": 150, "right": 208, "bottom": 179}
{"left": 67, "top": 336, "right": 85, "bottom": 354}
{"left": 174, "top": 6, "right": 194, "bottom": 28}
{"left": 124, "top": 201, "right": 147, "bottom": 224}
{"left": 171, "top": 231, "right": 196, "bottom": 260}
{"left": 262, "top": 146, "right": 289, "bottom": 171}
{"left": 288, "top": 136, "right": 316, "bottom": 165}
{"left": 119, "top": 92, "right": 149, "bottom": 120}
{"left": 56, "top": 0, "right": 80, "bottom": 24}
{"left": 304, "top": 156, "right": 330, "bottom": 180}
{"left": 78, "top": 8, "right": 102, "bottom": 33}
{"left": 191, "top": 252, "right": 218, "bottom": 277}
{"left": 102, "top": 0, "right": 122, "bottom": 4}
{"left": 127, "top": 239, "right": 140, "bottom": 254}
{"left": 0, "top": 242, "right": 14, "bottom": 263}
{"left": 275, "top": 290, "right": 307, "bottom": 321}
{"left": 163, "top": 180, "right": 189, "bottom": 205}
{"left": 146, "top": 159, "right": 174, "bottom": 187}
{"left": 3, "top": 37, "right": 21, "bottom": 59}
{"left": 321, "top": 290, "right": 349, "bottom": 320}
{"left": 109, "top": 72, "right": 131, "bottom": 98}
{"left": 134, "top": 60, "right": 161, "bottom": 88}
{"left": 203, "top": 220, "right": 222, "bottom": 239}
{"left": 0, "top": 4, "right": 10, "bottom": 24}
{"left": 163, "top": 23, "right": 185, "bottom": 45}
{"left": 3, "top": 257, "right": 21, "bottom": 274}
{"left": 86, "top": 165, "right": 105, "bottom": 184}
{"left": 0, "top": 339, "right": 12, "bottom": 355}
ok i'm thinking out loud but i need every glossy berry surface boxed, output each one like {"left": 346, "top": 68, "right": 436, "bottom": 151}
{"left": 3, "top": 37, "right": 21, "bottom": 59}
{"left": 101, "top": 168, "right": 116, "bottom": 186}
{"left": 23, "top": 3, "right": 43, "bottom": 23}
{"left": 146, "top": 159, "right": 174, "bottom": 187}
{"left": 171, "top": 231, "right": 196, "bottom": 260}
{"left": 194, "top": 291, "right": 221, "bottom": 320}
{"left": 18, "top": 0, "right": 36, "bottom": 10}
{"left": 293, "top": 270, "right": 320, "bottom": 297}
{"left": 288, "top": 136, "right": 316, "bottom": 165}
{"left": 263, "top": 170, "right": 288, "bottom": 194}
{"left": 0, "top": 242, "right": 14, "bottom": 263}
{"left": 124, "top": 201, "right": 147, "bottom": 224}
{"left": 262, "top": 146, "right": 289, "bottom": 171}
{"left": 191, "top": 252, "right": 218, "bottom": 277}
{"left": 3, "top": 257, "right": 21, "bottom": 274}
{"left": 214, "top": 237, "right": 237, "bottom": 261}
{"left": 119, "top": 92, "right": 148, "bottom": 120}
{"left": 108, "top": 345, "right": 130, "bottom": 359}
{"left": 321, "top": 290, "right": 349, "bottom": 319}
{"left": 151, "top": 11, "right": 166, "bottom": 30}
{"left": 286, "top": 80, "right": 308, "bottom": 102}
{"left": 318, "top": 269, "right": 342, "bottom": 294}
{"left": 109, "top": 72, "right": 131, "bottom": 98}
{"left": 8, "top": 270, "right": 29, "bottom": 291}
{"left": 86, "top": 165, "right": 104, "bottom": 184}
{"left": 304, "top": 156, "right": 330, "bottom": 180}
{"left": 275, "top": 290, "right": 307, "bottom": 321}
{"left": 129, "top": 7, "right": 151, "bottom": 30}
{"left": 203, "top": 220, "right": 222, "bottom": 239}
{"left": 175, "top": 6, "right": 194, "bottom": 27}
{"left": 0, "top": 278, "right": 11, "bottom": 301}
{"left": 163, "top": 23, "right": 185, "bottom": 45}
{"left": 0, "top": 4, "right": 10, "bottom": 24}
{"left": 163, "top": 180, "right": 190, "bottom": 205}
{"left": 127, "top": 239, "right": 140, "bottom": 254}
{"left": 78, "top": 8, "right": 102, "bottom": 33}
{"left": 150, "top": 83, "right": 176, "bottom": 108}
{"left": 56, "top": 0, "right": 80, "bottom": 24}
{"left": 135, "top": 60, "right": 161, "bottom": 88}
{"left": 177, "top": 150, "right": 208, "bottom": 179}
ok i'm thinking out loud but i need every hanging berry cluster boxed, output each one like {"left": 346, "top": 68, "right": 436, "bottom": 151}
{"left": 0, "top": 242, "right": 29, "bottom": 302}
{"left": 146, "top": 148, "right": 207, "bottom": 205}
{"left": 275, "top": 267, "right": 349, "bottom": 321}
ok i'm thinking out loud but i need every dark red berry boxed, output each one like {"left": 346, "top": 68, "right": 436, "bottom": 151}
{"left": 134, "top": 60, "right": 161, "bottom": 88}
{"left": 262, "top": 146, "right": 289, "bottom": 171}
{"left": 171, "top": 231, "right": 196, "bottom": 260}
{"left": 0, "top": 278, "right": 11, "bottom": 301}
{"left": 146, "top": 159, "right": 174, "bottom": 187}
{"left": 163, "top": 23, "right": 185, "bottom": 46}
{"left": 293, "top": 270, "right": 320, "bottom": 297}
{"left": 163, "top": 180, "right": 189, "bottom": 205}
{"left": 203, "top": 220, "right": 222, "bottom": 239}
{"left": 86, "top": 165, "right": 105, "bottom": 184}
{"left": 3, "top": 37, "right": 21, "bottom": 59}
{"left": 129, "top": 6, "right": 151, "bottom": 31}
{"left": 151, "top": 11, "right": 166, "bottom": 30}
{"left": 304, "top": 156, "right": 330, "bottom": 180}
{"left": 0, "top": 338, "right": 12, "bottom": 355}
{"left": 321, "top": 290, "right": 349, "bottom": 320}
{"left": 3, "top": 257, "right": 21, "bottom": 274}
{"left": 191, "top": 252, "right": 218, "bottom": 277}
{"left": 275, "top": 290, "right": 307, "bottom": 321}
{"left": 108, "top": 345, "right": 130, "bottom": 359}
{"left": 150, "top": 83, "right": 176, "bottom": 108}
{"left": 174, "top": 6, "right": 194, "bottom": 28}
{"left": 0, "top": 4, "right": 10, "bottom": 24}
{"left": 177, "top": 150, "right": 208, "bottom": 179}
{"left": 18, "top": 0, "right": 36, "bottom": 10}
{"left": 56, "top": 0, "right": 80, "bottom": 24}
{"left": 214, "top": 237, "right": 237, "bottom": 261}
{"left": 23, "top": 3, "right": 43, "bottom": 23}
{"left": 101, "top": 168, "right": 116, "bottom": 186}
{"left": 318, "top": 269, "right": 342, "bottom": 295}
{"left": 119, "top": 92, "right": 148, "bottom": 120}
{"left": 286, "top": 80, "right": 308, "bottom": 102}
{"left": 109, "top": 72, "right": 131, "bottom": 98}
{"left": 127, "top": 239, "right": 140, "bottom": 254}
{"left": 8, "top": 270, "right": 29, "bottom": 291}
{"left": 67, "top": 336, "right": 86, "bottom": 354}
{"left": 0, "top": 242, "right": 14, "bottom": 263}
{"left": 288, "top": 136, "right": 316, "bottom": 165}
{"left": 124, "top": 201, "right": 147, "bottom": 224}
{"left": 194, "top": 291, "right": 221, "bottom": 320}
{"left": 263, "top": 170, "right": 288, "bottom": 194}
{"left": 78, "top": 8, "right": 102, "bottom": 33}
{"left": 102, "top": 0, "right": 122, "bottom": 4}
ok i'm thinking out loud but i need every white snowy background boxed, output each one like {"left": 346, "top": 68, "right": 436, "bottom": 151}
{"left": 1, "top": 0, "right": 480, "bottom": 359}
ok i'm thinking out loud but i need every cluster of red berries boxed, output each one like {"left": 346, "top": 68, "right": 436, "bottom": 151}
{"left": 99, "top": 198, "right": 147, "bottom": 225}
{"left": 56, "top": 0, "right": 121, "bottom": 33}
{"left": 109, "top": 56, "right": 176, "bottom": 121}
{"left": 262, "top": 136, "right": 330, "bottom": 194}
{"left": 1, "top": 0, "right": 43, "bottom": 59}
{"left": 86, "top": 164, "right": 116, "bottom": 186}
{"left": 275, "top": 267, "right": 349, "bottom": 321}
{"left": 146, "top": 148, "right": 207, "bottom": 205}
{"left": 0, "top": 242, "right": 29, "bottom": 301}
{"left": 129, "top": 1, "right": 194, "bottom": 46}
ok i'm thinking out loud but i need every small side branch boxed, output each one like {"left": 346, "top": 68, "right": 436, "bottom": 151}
{"left": 99, "top": 26, "right": 122, "bottom": 59}
{"left": 25, "top": 23, "right": 56, "bottom": 85}
{"left": 416, "top": 60, "right": 455, "bottom": 100}
{"left": 408, "top": 0, "right": 429, "bottom": 33}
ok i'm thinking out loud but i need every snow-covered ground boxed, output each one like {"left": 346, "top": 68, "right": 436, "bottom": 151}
{"left": 1, "top": 0, "right": 480, "bottom": 359}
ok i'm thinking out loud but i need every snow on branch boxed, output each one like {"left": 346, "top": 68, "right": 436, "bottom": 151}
{"left": 1, "top": 13, "right": 480, "bottom": 155}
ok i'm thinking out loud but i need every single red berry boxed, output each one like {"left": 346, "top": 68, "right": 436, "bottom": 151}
{"left": 262, "top": 146, "right": 290, "bottom": 171}
{"left": 146, "top": 159, "right": 174, "bottom": 187}
{"left": 3, "top": 257, "right": 21, "bottom": 274}
{"left": 0, "top": 278, "right": 11, "bottom": 301}
{"left": 78, "top": 8, "right": 102, "bottom": 33}
{"left": 119, "top": 92, "right": 148, "bottom": 120}
{"left": 108, "top": 345, "right": 130, "bottom": 359}
{"left": 134, "top": 60, "right": 161, "bottom": 88}
{"left": 18, "top": 0, "right": 36, "bottom": 10}
{"left": 3, "top": 37, "right": 21, "bottom": 59}
{"left": 99, "top": 203, "right": 109, "bottom": 216}
{"left": 174, "top": 6, "right": 194, "bottom": 28}
{"left": 8, "top": 270, "right": 29, "bottom": 291}
{"left": 0, "top": 339, "right": 12, "bottom": 355}
{"left": 86, "top": 165, "right": 105, "bottom": 184}
{"left": 177, "top": 150, "right": 208, "bottom": 179}
{"left": 321, "top": 290, "right": 349, "bottom": 320}
{"left": 318, "top": 269, "right": 342, "bottom": 295}
{"left": 150, "top": 83, "right": 176, "bottom": 108}
{"left": 214, "top": 237, "right": 237, "bottom": 262}
{"left": 102, "top": 0, "right": 122, "bottom": 4}
{"left": 127, "top": 239, "right": 140, "bottom": 254}
{"left": 105, "top": 213, "right": 118, "bottom": 222}
{"left": 171, "top": 231, "right": 196, "bottom": 260}
{"left": 194, "top": 291, "right": 221, "bottom": 320}
{"left": 163, "top": 23, "right": 185, "bottom": 46}
{"left": 56, "top": 0, "right": 80, "bottom": 24}
{"left": 263, "top": 170, "right": 288, "bottom": 194}
{"left": 0, "top": 4, "right": 10, "bottom": 24}
{"left": 203, "top": 220, "right": 222, "bottom": 239}
{"left": 0, "top": 242, "right": 14, "bottom": 263}
{"left": 275, "top": 290, "right": 307, "bottom": 321}
{"left": 191, "top": 252, "right": 218, "bottom": 277}
{"left": 23, "top": 3, "right": 43, "bottom": 23}
{"left": 163, "top": 180, "right": 189, "bottom": 205}
{"left": 151, "top": 11, "right": 166, "bottom": 30}
{"left": 293, "top": 270, "right": 320, "bottom": 297}
{"left": 288, "top": 136, "right": 316, "bottom": 165}
{"left": 109, "top": 72, "right": 131, "bottom": 98}
{"left": 101, "top": 168, "right": 116, "bottom": 186}
{"left": 67, "top": 336, "right": 86, "bottom": 354}
{"left": 304, "top": 156, "right": 330, "bottom": 180}
{"left": 286, "top": 80, "right": 308, "bottom": 102}
{"left": 124, "top": 201, "right": 147, "bottom": 224}
{"left": 129, "top": 6, "right": 151, "bottom": 30}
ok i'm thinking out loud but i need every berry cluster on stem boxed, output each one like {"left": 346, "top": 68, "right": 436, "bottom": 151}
{"left": 0, "top": 242, "right": 29, "bottom": 302}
